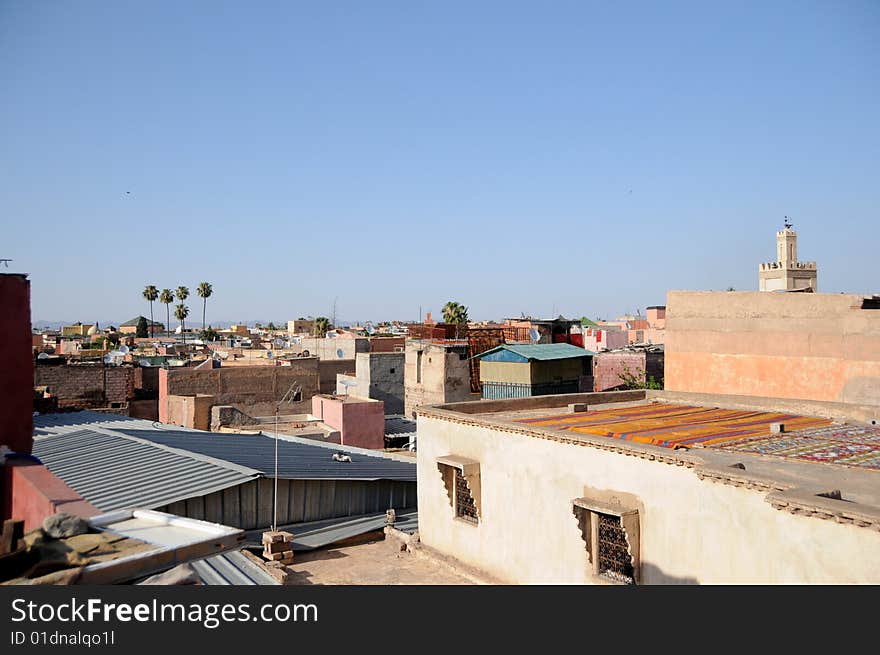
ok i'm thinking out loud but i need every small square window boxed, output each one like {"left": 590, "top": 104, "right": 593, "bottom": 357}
{"left": 390, "top": 368, "right": 395, "bottom": 374}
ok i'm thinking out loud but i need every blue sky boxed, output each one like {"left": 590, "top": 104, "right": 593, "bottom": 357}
{"left": 2, "top": 1, "right": 878, "bottom": 325}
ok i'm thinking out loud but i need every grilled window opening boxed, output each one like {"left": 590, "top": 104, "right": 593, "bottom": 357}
{"left": 454, "top": 467, "right": 479, "bottom": 524}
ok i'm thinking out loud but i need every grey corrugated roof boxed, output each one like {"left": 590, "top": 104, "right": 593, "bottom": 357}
{"left": 191, "top": 551, "right": 280, "bottom": 585}
{"left": 34, "top": 410, "right": 415, "bottom": 484}
{"left": 32, "top": 428, "right": 260, "bottom": 512}
{"left": 114, "top": 426, "right": 416, "bottom": 482}
{"left": 242, "top": 510, "right": 419, "bottom": 551}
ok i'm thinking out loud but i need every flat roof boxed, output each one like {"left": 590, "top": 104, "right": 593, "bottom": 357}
{"left": 417, "top": 395, "right": 880, "bottom": 512}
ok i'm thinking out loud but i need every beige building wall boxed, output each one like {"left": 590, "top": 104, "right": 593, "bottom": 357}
{"left": 416, "top": 413, "right": 880, "bottom": 584}
{"left": 404, "top": 342, "right": 475, "bottom": 418}
{"left": 665, "top": 291, "right": 880, "bottom": 408}
{"left": 478, "top": 361, "right": 532, "bottom": 384}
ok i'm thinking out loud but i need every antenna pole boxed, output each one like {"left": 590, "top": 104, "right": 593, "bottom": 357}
{"left": 273, "top": 403, "right": 279, "bottom": 531}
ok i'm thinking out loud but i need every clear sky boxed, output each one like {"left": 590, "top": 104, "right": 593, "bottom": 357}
{"left": 2, "top": 1, "right": 878, "bottom": 326}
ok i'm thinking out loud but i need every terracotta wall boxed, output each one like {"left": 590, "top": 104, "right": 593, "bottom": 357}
{"left": 665, "top": 291, "right": 880, "bottom": 406}
{"left": 159, "top": 361, "right": 320, "bottom": 422}
{"left": 34, "top": 364, "right": 139, "bottom": 408}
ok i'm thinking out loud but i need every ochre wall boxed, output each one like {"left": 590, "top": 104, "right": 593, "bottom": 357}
{"left": 665, "top": 291, "right": 880, "bottom": 407}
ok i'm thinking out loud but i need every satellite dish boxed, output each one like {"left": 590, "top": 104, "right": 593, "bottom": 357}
{"left": 302, "top": 349, "right": 310, "bottom": 357}
{"left": 103, "top": 354, "right": 114, "bottom": 364}
{"left": 118, "top": 345, "right": 130, "bottom": 354}
{"left": 528, "top": 328, "right": 541, "bottom": 343}
{"left": 108, "top": 350, "right": 123, "bottom": 358}
{"left": 365, "top": 322, "right": 376, "bottom": 335}
{"left": 37, "top": 352, "right": 50, "bottom": 360}
{"left": 266, "top": 351, "right": 274, "bottom": 359}
{"left": 337, "top": 348, "right": 345, "bottom": 359}
{"left": 339, "top": 379, "right": 357, "bottom": 395}
{"left": 138, "top": 358, "right": 151, "bottom": 367}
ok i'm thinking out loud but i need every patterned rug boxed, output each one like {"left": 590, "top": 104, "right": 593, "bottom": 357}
{"left": 710, "top": 424, "right": 880, "bottom": 470}
{"left": 515, "top": 403, "right": 832, "bottom": 449}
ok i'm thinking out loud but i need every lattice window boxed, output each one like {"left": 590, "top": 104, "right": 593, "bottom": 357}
{"left": 437, "top": 456, "right": 481, "bottom": 526}
{"left": 572, "top": 498, "right": 639, "bottom": 585}
{"left": 454, "top": 467, "right": 479, "bottom": 524}
{"left": 596, "top": 513, "right": 635, "bottom": 584}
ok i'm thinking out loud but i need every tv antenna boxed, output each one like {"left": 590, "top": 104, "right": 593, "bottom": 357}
{"left": 784, "top": 216, "right": 793, "bottom": 229}
{"left": 0, "top": 259, "right": 11, "bottom": 268}
{"left": 272, "top": 381, "right": 302, "bottom": 531}
{"left": 339, "top": 378, "right": 358, "bottom": 396}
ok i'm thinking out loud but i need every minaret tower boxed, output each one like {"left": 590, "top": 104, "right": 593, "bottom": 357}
{"left": 758, "top": 218, "right": 818, "bottom": 292}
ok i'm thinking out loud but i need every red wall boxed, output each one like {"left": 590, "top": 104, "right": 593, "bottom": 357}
{"left": 5, "top": 461, "right": 99, "bottom": 531}
{"left": 0, "top": 274, "right": 33, "bottom": 454}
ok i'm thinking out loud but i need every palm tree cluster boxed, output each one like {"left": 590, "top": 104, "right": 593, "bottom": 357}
{"left": 142, "top": 282, "right": 213, "bottom": 343}
{"left": 314, "top": 316, "right": 331, "bottom": 337}
{"left": 442, "top": 301, "right": 469, "bottom": 338}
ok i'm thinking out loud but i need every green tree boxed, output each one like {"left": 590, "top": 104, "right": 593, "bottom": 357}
{"left": 176, "top": 286, "right": 190, "bottom": 303}
{"left": 174, "top": 303, "right": 190, "bottom": 345}
{"left": 442, "top": 301, "right": 469, "bottom": 338}
{"left": 200, "top": 326, "right": 219, "bottom": 342}
{"left": 159, "top": 289, "right": 174, "bottom": 337}
{"left": 142, "top": 285, "right": 158, "bottom": 338}
{"left": 618, "top": 363, "right": 663, "bottom": 390}
{"left": 197, "top": 281, "right": 213, "bottom": 331}
{"left": 267, "top": 321, "right": 278, "bottom": 331}
{"left": 135, "top": 316, "right": 149, "bottom": 338}
{"left": 314, "top": 316, "right": 331, "bottom": 336}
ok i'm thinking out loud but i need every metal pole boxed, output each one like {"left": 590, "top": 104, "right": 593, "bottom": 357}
{"left": 273, "top": 405, "right": 279, "bottom": 531}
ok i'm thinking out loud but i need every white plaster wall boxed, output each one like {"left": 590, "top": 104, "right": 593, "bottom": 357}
{"left": 416, "top": 415, "right": 880, "bottom": 584}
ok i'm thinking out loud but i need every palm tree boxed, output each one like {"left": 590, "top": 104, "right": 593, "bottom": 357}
{"left": 196, "top": 282, "right": 213, "bottom": 331}
{"left": 142, "top": 285, "right": 158, "bottom": 338}
{"left": 174, "top": 303, "right": 190, "bottom": 345}
{"left": 176, "top": 285, "right": 190, "bottom": 304}
{"left": 159, "top": 289, "right": 174, "bottom": 337}
{"left": 314, "top": 316, "right": 331, "bottom": 337}
{"left": 442, "top": 301, "right": 469, "bottom": 338}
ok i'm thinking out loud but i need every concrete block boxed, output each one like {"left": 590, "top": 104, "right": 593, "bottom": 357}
{"left": 770, "top": 422, "right": 785, "bottom": 434}
{"left": 568, "top": 403, "right": 589, "bottom": 413}
{"left": 263, "top": 551, "right": 287, "bottom": 561}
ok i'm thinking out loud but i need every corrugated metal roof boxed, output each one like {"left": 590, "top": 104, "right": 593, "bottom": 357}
{"left": 32, "top": 411, "right": 416, "bottom": 514}
{"left": 32, "top": 428, "right": 260, "bottom": 512}
{"left": 243, "top": 510, "right": 419, "bottom": 551}
{"left": 191, "top": 551, "right": 280, "bottom": 585}
{"left": 115, "top": 426, "right": 416, "bottom": 482}
{"left": 476, "top": 343, "right": 595, "bottom": 361}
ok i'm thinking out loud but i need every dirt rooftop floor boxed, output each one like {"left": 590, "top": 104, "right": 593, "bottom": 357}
{"left": 283, "top": 537, "right": 481, "bottom": 585}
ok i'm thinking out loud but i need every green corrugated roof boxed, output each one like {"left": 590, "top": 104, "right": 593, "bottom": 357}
{"left": 580, "top": 317, "right": 599, "bottom": 327}
{"left": 476, "top": 343, "right": 595, "bottom": 361}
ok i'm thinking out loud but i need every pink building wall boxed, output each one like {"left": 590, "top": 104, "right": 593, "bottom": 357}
{"left": 312, "top": 395, "right": 385, "bottom": 449}
{"left": 580, "top": 328, "right": 629, "bottom": 352}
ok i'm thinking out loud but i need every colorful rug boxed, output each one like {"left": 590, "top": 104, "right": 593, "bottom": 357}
{"left": 515, "top": 403, "right": 832, "bottom": 449}
{"left": 710, "top": 424, "right": 880, "bottom": 470}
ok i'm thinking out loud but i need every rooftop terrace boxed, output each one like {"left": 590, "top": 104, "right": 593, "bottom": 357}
{"left": 418, "top": 391, "right": 880, "bottom": 513}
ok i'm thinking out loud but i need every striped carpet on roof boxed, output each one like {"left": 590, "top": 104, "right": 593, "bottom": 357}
{"left": 515, "top": 402, "right": 832, "bottom": 449}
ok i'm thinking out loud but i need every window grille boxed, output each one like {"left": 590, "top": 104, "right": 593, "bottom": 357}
{"left": 454, "top": 468, "right": 479, "bottom": 524}
{"left": 596, "top": 513, "right": 635, "bottom": 584}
